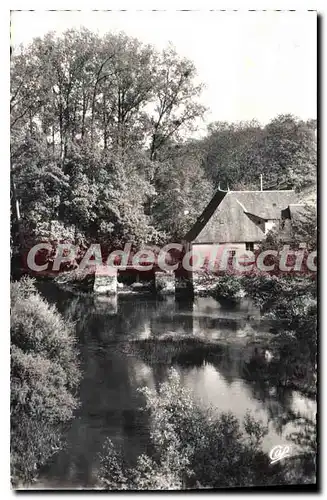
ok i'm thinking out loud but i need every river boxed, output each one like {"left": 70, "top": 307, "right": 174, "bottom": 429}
{"left": 35, "top": 283, "right": 316, "bottom": 489}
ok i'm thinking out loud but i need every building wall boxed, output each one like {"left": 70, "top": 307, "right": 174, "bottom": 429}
{"left": 191, "top": 243, "right": 261, "bottom": 271}
{"left": 193, "top": 243, "right": 245, "bottom": 260}
{"left": 192, "top": 243, "right": 243, "bottom": 270}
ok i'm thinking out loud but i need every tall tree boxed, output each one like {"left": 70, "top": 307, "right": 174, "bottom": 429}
{"left": 11, "top": 30, "right": 207, "bottom": 249}
{"left": 148, "top": 45, "right": 206, "bottom": 161}
{"left": 202, "top": 115, "right": 317, "bottom": 191}
{"left": 152, "top": 142, "right": 213, "bottom": 240}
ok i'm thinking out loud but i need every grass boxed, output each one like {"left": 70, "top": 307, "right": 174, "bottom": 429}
{"left": 123, "top": 331, "right": 272, "bottom": 366}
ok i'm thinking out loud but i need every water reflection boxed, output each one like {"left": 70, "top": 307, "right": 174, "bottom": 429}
{"left": 36, "top": 283, "right": 316, "bottom": 488}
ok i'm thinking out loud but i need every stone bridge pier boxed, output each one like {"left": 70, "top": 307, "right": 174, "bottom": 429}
{"left": 174, "top": 268, "right": 194, "bottom": 299}
{"left": 92, "top": 264, "right": 194, "bottom": 299}
{"left": 153, "top": 269, "right": 194, "bottom": 298}
{"left": 93, "top": 266, "right": 118, "bottom": 295}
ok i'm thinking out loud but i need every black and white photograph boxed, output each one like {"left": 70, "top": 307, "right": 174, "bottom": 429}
{"left": 9, "top": 8, "right": 317, "bottom": 491}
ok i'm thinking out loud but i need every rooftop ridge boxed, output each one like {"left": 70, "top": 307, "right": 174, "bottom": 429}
{"left": 289, "top": 202, "right": 315, "bottom": 206}
{"left": 228, "top": 189, "right": 295, "bottom": 193}
{"left": 235, "top": 198, "right": 247, "bottom": 211}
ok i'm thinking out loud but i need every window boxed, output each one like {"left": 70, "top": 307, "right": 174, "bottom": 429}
{"left": 246, "top": 242, "right": 254, "bottom": 251}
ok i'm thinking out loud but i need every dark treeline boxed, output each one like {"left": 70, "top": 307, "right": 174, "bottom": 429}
{"left": 11, "top": 29, "right": 317, "bottom": 256}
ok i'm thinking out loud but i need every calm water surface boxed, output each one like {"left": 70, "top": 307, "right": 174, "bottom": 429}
{"left": 36, "top": 283, "right": 316, "bottom": 488}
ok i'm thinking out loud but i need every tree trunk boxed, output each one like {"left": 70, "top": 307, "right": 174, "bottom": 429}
{"left": 103, "top": 94, "right": 108, "bottom": 150}
{"left": 11, "top": 175, "right": 25, "bottom": 253}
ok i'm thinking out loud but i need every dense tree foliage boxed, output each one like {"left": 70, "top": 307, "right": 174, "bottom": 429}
{"left": 11, "top": 29, "right": 316, "bottom": 259}
{"left": 241, "top": 208, "right": 317, "bottom": 398}
{"left": 261, "top": 203, "right": 317, "bottom": 255}
{"left": 201, "top": 116, "right": 316, "bottom": 191}
{"left": 11, "top": 30, "right": 209, "bottom": 251}
{"left": 97, "top": 370, "right": 314, "bottom": 489}
{"left": 10, "top": 278, "right": 80, "bottom": 486}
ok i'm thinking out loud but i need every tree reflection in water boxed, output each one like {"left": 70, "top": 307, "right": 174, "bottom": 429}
{"left": 35, "top": 284, "right": 316, "bottom": 488}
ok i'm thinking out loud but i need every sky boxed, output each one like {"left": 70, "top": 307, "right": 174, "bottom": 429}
{"left": 10, "top": 10, "right": 317, "bottom": 130}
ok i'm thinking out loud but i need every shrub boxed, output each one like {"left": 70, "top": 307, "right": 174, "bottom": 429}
{"left": 97, "top": 370, "right": 297, "bottom": 490}
{"left": 241, "top": 274, "right": 317, "bottom": 396}
{"left": 211, "top": 274, "right": 244, "bottom": 301}
{"left": 10, "top": 277, "right": 80, "bottom": 486}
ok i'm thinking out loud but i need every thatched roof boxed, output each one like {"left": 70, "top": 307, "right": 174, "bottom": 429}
{"left": 184, "top": 189, "right": 227, "bottom": 242}
{"left": 280, "top": 203, "right": 317, "bottom": 244}
{"left": 282, "top": 203, "right": 316, "bottom": 222}
{"left": 185, "top": 189, "right": 297, "bottom": 244}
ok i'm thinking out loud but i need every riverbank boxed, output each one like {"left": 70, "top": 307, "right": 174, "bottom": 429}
{"left": 122, "top": 330, "right": 316, "bottom": 400}
{"left": 45, "top": 269, "right": 318, "bottom": 401}
{"left": 24, "top": 285, "right": 316, "bottom": 490}
{"left": 10, "top": 278, "right": 80, "bottom": 487}
{"left": 48, "top": 271, "right": 318, "bottom": 400}
{"left": 52, "top": 267, "right": 243, "bottom": 298}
